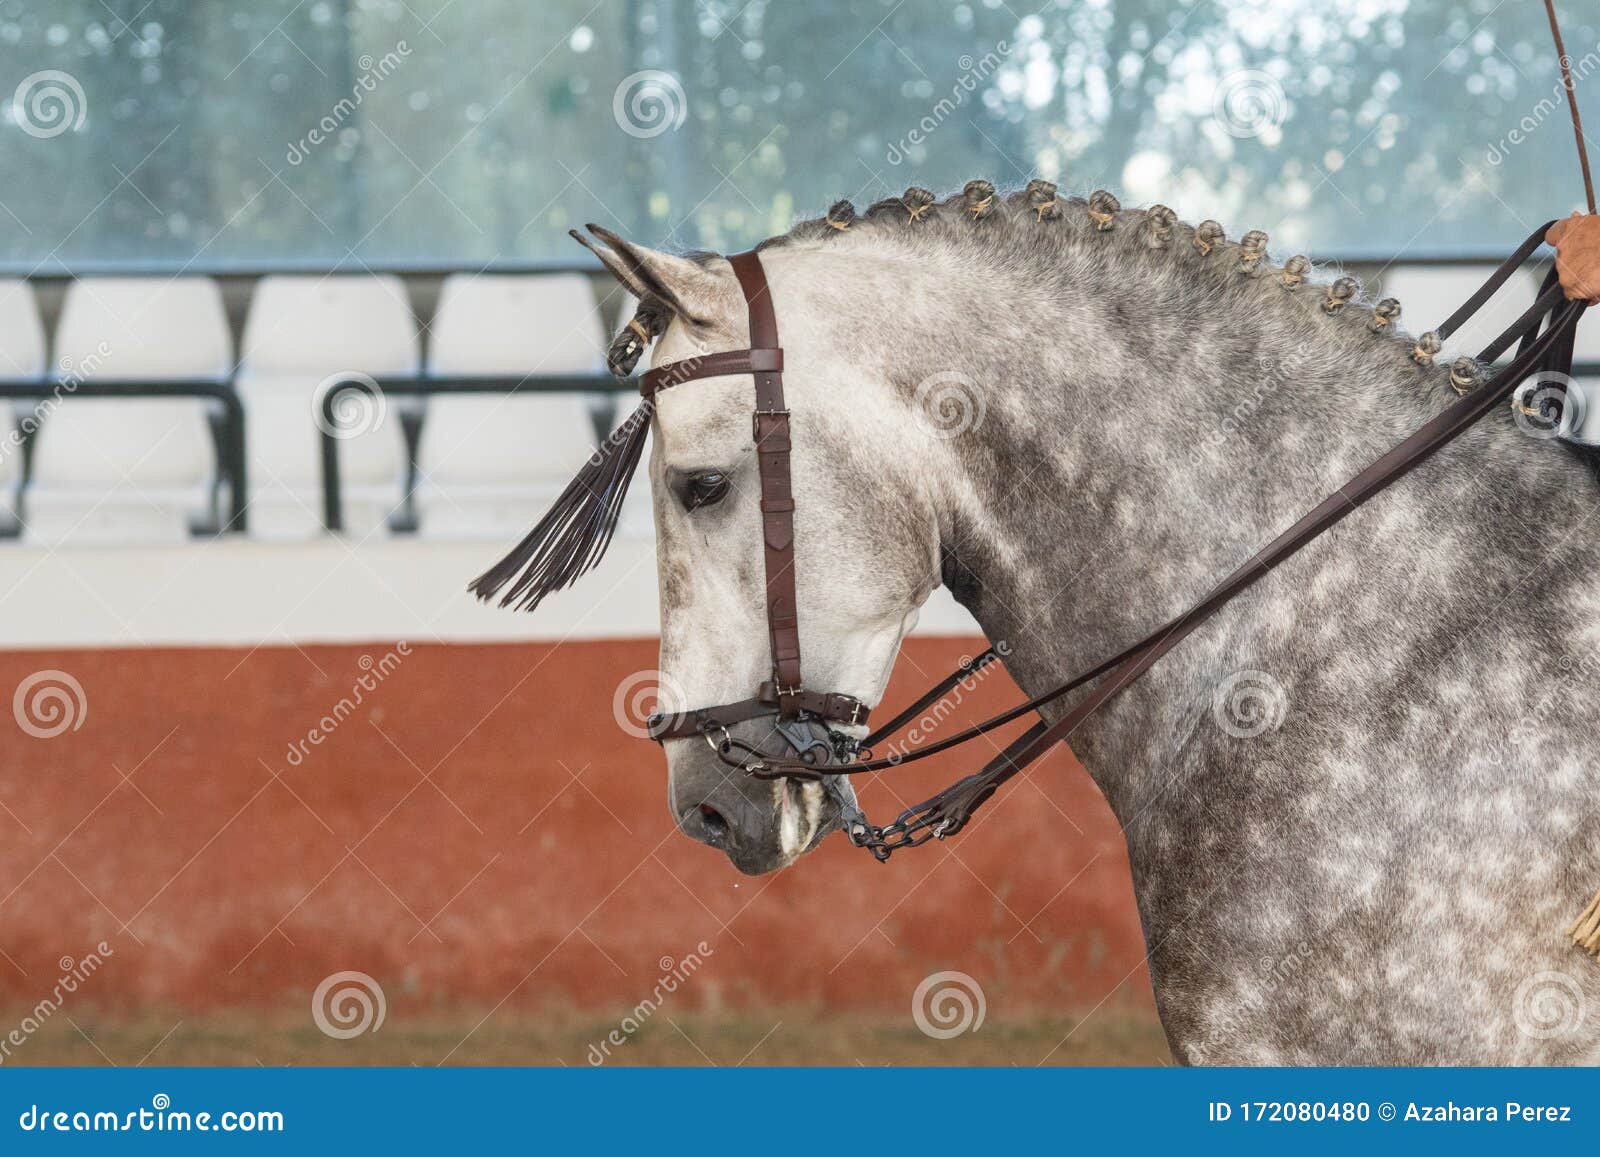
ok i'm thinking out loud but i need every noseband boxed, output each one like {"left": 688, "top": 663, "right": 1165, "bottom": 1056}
{"left": 636, "top": 252, "right": 869, "bottom": 762}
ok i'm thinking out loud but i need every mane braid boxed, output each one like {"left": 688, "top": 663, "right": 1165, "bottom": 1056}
{"left": 754, "top": 178, "right": 1483, "bottom": 398}
{"left": 467, "top": 399, "right": 653, "bottom": 611}
{"left": 482, "top": 178, "right": 1480, "bottom": 615}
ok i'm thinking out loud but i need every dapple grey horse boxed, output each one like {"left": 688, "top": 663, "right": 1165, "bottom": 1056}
{"left": 577, "top": 182, "right": 1600, "bottom": 1064}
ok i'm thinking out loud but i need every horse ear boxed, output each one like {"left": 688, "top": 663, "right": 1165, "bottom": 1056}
{"left": 570, "top": 225, "right": 727, "bottom": 325}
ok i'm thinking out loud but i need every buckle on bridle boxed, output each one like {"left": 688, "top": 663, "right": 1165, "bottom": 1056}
{"left": 751, "top": 408, "right": 791, "bottom": 443}
{"left": 765, "top": 680, "right": 804, "bottom": 720}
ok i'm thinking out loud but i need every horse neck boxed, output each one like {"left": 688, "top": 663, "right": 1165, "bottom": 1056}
{"left": 908, "top": 242, "right": 1581, "bottom": 808}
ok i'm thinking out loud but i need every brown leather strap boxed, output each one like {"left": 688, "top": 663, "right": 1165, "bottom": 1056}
{"left": 648, "top": 696, "right": 776, "bottom": 742}
{"left": 860, "top": 649, "right": 1001, "bottom": 748}
{"left": 728, "top": 251, "right": 806, "bottom": 717}
{"left": 647, "top": 684, "right": 868, "bottom": 741}
{"left": 639, "top": 348, "right": 784, "bottom": 397}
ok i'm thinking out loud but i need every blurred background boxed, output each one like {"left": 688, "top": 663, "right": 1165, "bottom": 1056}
{"left": 0, "top": 0, "right": 1593, "bottom": 1065}
{"left": 5, "top": 0, "right": 1595, "bottom": 264}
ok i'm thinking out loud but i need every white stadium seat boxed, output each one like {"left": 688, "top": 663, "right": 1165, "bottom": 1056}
{"left": 26, "top": 277, "right": 229, "bottom": 544}
{"left": 416, "top": 273, "right": 609, "bottom": 539}
{"left": 239, "top": 275, "right": 418, "bottom": 539}
{"left": 1376, "top": 265, "right": 1541, "bottom": 364}
{"left": 0, "top": 279, "right": 47, "bottom": 531}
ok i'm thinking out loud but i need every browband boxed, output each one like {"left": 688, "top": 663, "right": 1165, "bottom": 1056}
{"left": 640, "top": 348, "right": 784, "bottom": 397}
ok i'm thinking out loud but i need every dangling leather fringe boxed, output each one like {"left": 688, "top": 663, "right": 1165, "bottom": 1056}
{"left": 468, "top": 399, "right": 652, "bottom": 612}
{"left": 1568, "top": 886, "right": 1600, "bottom": 956}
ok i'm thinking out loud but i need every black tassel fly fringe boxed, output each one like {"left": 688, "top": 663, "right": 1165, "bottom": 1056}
{"left": 467, "top": 399, "right": 653, "bottom": 612}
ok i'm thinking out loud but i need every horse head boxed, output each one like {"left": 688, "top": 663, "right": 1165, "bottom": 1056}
{"left": 475, "top": 214, "right": 953, "bottom": 873}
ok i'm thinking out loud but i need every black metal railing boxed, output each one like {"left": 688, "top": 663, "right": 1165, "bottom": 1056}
{"left": 13, "top": 358, "right": 1600, "bottom": 542}
{"left": 315, "top": 373, "right": 629, "bottom": 534}
{"left": 0, "top": 377, "right": 247, "bottom": 536}
{"left": 1, "top": 254, "right": 1595, "bottom": 545}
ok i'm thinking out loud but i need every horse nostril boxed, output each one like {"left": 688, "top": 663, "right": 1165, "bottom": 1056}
{"left": 697, "top": 804, "right": 729, "bottom": 844}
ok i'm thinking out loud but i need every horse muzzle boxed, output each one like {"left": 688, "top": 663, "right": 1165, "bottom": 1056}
{"left": 667, "top": 716, "right": 859, "bottom": 874}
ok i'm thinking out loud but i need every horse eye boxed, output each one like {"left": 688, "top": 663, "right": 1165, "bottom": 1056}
{"left": 684, "top": 470, "right": 730, "bottom": 510}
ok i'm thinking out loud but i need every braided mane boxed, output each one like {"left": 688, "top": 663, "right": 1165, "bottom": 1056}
{"left": 612, "top": 179, "right": 1475, "bottom": 392}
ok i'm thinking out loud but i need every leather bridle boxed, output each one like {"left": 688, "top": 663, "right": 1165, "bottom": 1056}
{"left": 621, "top": 229, "right": 1589, "bottom": 863}
{"left": 638, "top": 251, "right": 870, "bottom": 758}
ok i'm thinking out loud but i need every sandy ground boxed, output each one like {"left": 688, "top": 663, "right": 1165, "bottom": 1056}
{"left": 4, "top": 1009, "right": 1171, "bottom": 1067}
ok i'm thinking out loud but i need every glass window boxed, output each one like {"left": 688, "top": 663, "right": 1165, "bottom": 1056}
{"left": 0, "top": 0, "right": 1594, "bottom": 268}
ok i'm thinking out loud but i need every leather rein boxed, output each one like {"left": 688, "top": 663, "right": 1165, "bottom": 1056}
{"left": 635, "top": 226, "right": 1588, "bottom": 862}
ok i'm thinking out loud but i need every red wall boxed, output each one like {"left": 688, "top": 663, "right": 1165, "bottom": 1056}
{"left": 0, "top": 639, "right": 1152, "bottom": 1019}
